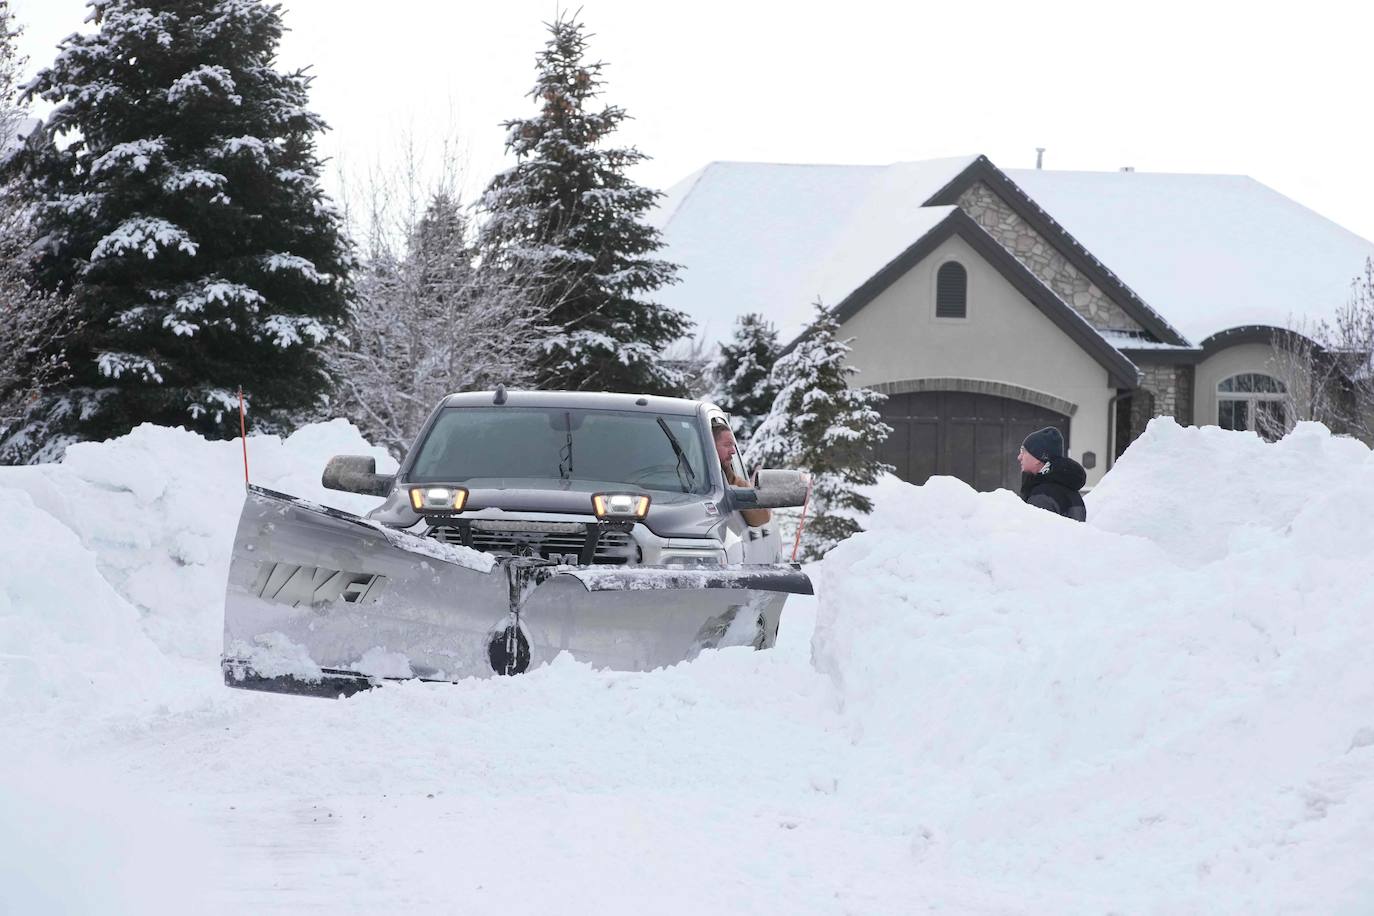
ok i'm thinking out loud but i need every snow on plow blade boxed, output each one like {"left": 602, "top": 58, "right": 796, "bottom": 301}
{"left": 222, "top": 486, "right": 812, "bottom": 696}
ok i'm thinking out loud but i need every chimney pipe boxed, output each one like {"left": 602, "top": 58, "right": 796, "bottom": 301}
{"left": 1120, "top": 166, "right": 1135, "bottom": 172}
{"left": 1035, "top": 147, "right": 1045, "bottom": 170}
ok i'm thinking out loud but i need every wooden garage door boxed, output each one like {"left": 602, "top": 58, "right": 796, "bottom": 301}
{"left": 878, "top": 391, "right": 1070, "bottom": 492}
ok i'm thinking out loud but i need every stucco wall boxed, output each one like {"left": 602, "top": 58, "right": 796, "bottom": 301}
{"left": 839, "top": 233, "right": 1115, "bottom": 486}
{"left": 1194, "top": 342, "right": 1301, "bottom": 429}
{"left": 957, "top": 181, "right": 1145, "bottom": 334}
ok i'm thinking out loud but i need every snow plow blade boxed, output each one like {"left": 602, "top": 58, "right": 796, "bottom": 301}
{"left": 222, "top": 486, "right": 812, "bottom": 695}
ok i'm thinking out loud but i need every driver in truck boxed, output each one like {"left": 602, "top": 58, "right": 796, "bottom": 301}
{"left": 711, "top": 418, "right": 771, "bottom": 528}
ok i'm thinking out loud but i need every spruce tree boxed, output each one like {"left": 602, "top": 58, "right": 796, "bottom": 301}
{"left": 712, "top": 312, "right": 780, "bottom": 445}
{"left": 478, "top": 13, "right": 689, "bottom": 396}
{"left": 745, "top": 303, "right": 892, "bottom": 559}
{"left": 0, "top": 2, "right": 79, "bottom": 464}
{"left": 9, "top": 0, "right": 351, "bottom": 444}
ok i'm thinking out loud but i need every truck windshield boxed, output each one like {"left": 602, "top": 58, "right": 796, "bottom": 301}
{"left": 408, "top": 407, "right": 712, "bottom": 495}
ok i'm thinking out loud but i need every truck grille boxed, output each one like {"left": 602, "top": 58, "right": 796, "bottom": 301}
{"left": 426, "top": 523, "right": 638, "bottom": 565}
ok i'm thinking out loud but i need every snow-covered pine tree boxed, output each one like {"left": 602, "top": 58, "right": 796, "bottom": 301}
{"left": 0, "top": 1, "right": 78, "bottom": 464}
{"left": 478, "top": 12, "right": 690, "bottom": 396}
{"left": 745, "top": 303, "right": 891, "bottom": 560}
{"left": 327, "top": 190, "right": 544, "bottom": 458}
{"left": 8, "top": 0, "right": 351, "bottom": 446}
{"left": 712, "top": 312, "right": 780, "bottom": 445}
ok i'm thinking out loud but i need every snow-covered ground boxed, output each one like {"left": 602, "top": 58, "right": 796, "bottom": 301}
{"left": 2, "top": 419, "right": 1372, "bottom": 914}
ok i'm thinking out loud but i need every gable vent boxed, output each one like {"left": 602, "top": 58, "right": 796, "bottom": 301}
{"left": 936, "top": 261, "right": 968, "bottom": 318}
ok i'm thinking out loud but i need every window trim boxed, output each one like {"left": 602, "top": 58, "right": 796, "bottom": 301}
{"left": 1216, "top": 373, "right": 1288, "bottom": 440}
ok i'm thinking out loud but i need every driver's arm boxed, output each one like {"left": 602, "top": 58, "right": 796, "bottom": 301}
{"left": 724, "top": 465, "right": 772, "bottom": 527}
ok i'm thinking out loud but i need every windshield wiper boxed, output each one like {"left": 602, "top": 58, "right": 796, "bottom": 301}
{"left": 656, "top": 417, "right": 697, "bottom": 493}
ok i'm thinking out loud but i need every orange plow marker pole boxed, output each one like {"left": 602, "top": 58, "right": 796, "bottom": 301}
{"left": 238, "top": 388, "right": 250, "bottom": 487}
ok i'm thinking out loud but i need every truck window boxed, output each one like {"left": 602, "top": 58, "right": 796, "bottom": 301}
{"left": 409, "top": 407, "right": 711, "bottom": 495}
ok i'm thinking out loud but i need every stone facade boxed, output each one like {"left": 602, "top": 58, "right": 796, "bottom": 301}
{"left": 956, "top": 179, "right": 1202, "bottom": 450}
{"left": 1175, "top": 364, "right": 1194, "bottom": 427}
{"left": 1126, "top": 388, "right": 1156, "bottom": 449}
{"left": 1122, "top": 362, "right": 1194, "bottom": 448}
{"left": 1136, "top": 362, "right": 1194, "bottom": 427}
{"left": 957, "top": 181, "right": 1144, "bottom": 334}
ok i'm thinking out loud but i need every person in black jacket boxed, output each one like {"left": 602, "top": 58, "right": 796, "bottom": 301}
{"left": 1017, "top": 427, "right": 1087, "bottom": 522}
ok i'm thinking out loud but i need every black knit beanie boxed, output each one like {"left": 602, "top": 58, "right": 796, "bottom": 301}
{"left": 1022, "top": 426, "right": 1065, "bottom": 461}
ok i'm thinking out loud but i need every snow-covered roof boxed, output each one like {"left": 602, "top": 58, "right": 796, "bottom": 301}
{"left": 1005, "top": 168, "right": 1374, "bottom": 343}
{"left": 1096, "top": 329, "right": 1200, "bottom": 352}
{"left": 654, "top": 157, "right": 1374, "bottom": 349}
{"left": 652, "top": 157, "right": 978, "bottom": 344}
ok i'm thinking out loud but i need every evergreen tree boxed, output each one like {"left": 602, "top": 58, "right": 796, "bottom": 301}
{"left": 712, "top": 312, "right": 780, "bottom": 444}
{"left": 0, "top": 1, "right": 79, "bottom": 464}
{"left": 745, "top": 303, "right": 892, "bottom": 559}
{"left": 8, "top": 0, "right": 351, "bottom": 445}
{"left": 478, "top": 13, "right": 689, "bottom": 396}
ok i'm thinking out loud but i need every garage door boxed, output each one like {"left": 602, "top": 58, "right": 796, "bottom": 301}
{"left": 877, "top": 390, "right": 1070, "bottom": 492}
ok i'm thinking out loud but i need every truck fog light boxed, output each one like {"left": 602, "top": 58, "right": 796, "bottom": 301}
{"left": 409, "top": 486, "right": 468, "bottom": 512}
{"left": 592, "top": 492, "right": 650, "bottom": 519}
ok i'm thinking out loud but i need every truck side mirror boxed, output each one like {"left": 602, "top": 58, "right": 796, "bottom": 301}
{"left": 322, "top": 455, "right": 395, "bottom": 497}
{"left": 736, "top": 468, "right": 811, "bottom": 509}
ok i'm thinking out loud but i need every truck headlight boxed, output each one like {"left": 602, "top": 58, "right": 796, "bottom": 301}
{"left": 409, "top": 486, "right": 468, "bottom": 512}
{"left": 591, "top": 492, "right": 650, "bottom": 520}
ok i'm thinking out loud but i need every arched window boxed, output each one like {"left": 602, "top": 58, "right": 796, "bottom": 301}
{"left": 1217, "top": 373, "right": 1287, "bottom": 441}
{"left": 935, "top": 261, "right": 967, "bottom": 319}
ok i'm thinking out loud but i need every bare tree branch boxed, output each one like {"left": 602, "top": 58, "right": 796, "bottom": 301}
{"left": 322, "top": 135, "right": 551, "bottom": 458}
{"left": 1269, "top": 257, "right": 1374, "bottom": 443}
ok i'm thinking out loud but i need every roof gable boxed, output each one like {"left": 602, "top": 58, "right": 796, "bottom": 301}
{"left": 651, "top": 157, "right": 978, "bottom": 344}
{"left": 823, "top": 209, "right": 1140, "bottom": 389}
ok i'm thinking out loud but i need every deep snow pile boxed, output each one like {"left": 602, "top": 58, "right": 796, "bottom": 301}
{"left": 0, "top": 421, "right": 393, "bottom": 722}
{"left": 2, "top": 417, "right": 1373, "bottom": 913}
{"left": 815, "top": 418, "right": 1374, "bottom": 910}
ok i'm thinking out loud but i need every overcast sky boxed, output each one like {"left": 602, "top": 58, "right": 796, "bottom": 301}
{"left": 13, "top": 0, "right": 1374, "bottom": 241}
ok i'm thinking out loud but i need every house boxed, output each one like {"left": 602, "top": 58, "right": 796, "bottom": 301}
{"left": 651, "top": 155, "right": 1374, "bottom": 490}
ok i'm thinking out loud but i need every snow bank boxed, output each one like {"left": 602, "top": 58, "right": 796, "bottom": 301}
{"left": 1, "top": 421, "right": 394, "bottom": 666}
{"left": 1089, "top": 418, "right": 1374, "bottom": 565}
{"left": 0, "top": 420, "right": 393, "bottom": 726}
{"left": 3, "top": 415, "right": 1372, "bottom": 911}
{"left": 0, "top": 486, "right": 182, "bottom": 720}
{"left": 814, "top": 419, "right": 1374, "bottom": 909}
